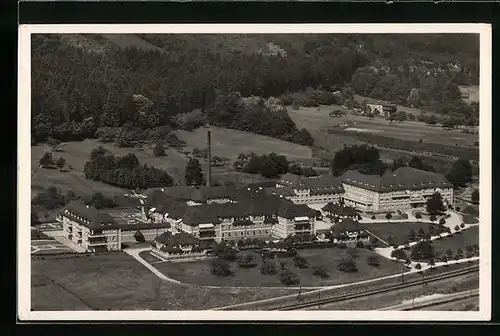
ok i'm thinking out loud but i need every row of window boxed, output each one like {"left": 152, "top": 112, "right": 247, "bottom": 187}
{"left": 221, "top": 230, "right": 270, "bottom": 237}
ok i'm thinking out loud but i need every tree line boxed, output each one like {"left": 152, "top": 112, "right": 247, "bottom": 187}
{"left": 83, "top": 147, "right": 174, "bottom": 190}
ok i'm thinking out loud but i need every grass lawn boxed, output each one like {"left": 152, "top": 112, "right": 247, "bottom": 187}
{"left": 31, "top": 139, "right": 188, "bottom": 196}
{"left": 139, "top": 250, "right": 164, "bottom": 264}
{"left": 462, "top": 214, "right": 479, "bottom": 224}
{"left": 153, "top": 248, "right": 403, "bottom": 287}
{"left": 359, "top": 222, "right": 441, "bottom": 247}
{"left": 431, "top": 226, "right": 479, "bottom": 255}
{"left": 31, "top": 252, "right": 295, "bottom": 311}
{"left": 175, "top": 126, "right": 313, "bottom": 162}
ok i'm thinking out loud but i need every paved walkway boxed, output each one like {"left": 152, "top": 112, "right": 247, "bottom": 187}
{"left": 42, "top": 230, "right": 87, "bottom": 253}
{"left": 124, "top": 247, "right": 183, "bottom": 285}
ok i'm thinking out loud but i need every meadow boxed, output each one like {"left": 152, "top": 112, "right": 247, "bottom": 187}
{"left": 153, "top": 248, "right": 402, "bottom": 288}
{"left": 431, "top": 226, "right": 479, "bottom": 255}
{"left": 31, "top": 252, "right": 296, "bottom": 311}
{"left": 288, "top": 105, "right": 478, "bottom": 147}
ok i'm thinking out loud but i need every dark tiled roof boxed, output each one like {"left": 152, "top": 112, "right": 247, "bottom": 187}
{"left": 245, "top": 181, "right": 279, "bottom": 189}
{"left": 278, "top": 173, "right": 302, "bottom": 186}
{"left": 278, "top": 173, "right": 344, "bottom": 195}
{"left": 165, "top": 191, "right": 315, "bottom": 225}
{"left": 341, "top": 167, "right": 452, "bottom": 192}
{"left": 146, "top": 186, "right": 241, "bottom": 204}
{"left": 265, "top": 186, "right": 296, "bottom": 197}
{"left": 332, "top": 218, "right": 361, "bottom": 234}
{"left": 62, "top": 200, "right": 118, "bottom": 229}
{"left": 155, "top": 231, "right": 200, "bottom": 247}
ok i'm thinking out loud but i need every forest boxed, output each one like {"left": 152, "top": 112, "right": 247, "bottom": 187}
{"left": 31, "top": 33, "right": 479, "bottom": 144}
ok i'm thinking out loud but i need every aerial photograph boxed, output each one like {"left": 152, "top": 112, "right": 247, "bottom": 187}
{"left": 27, "top": 31, "right": 482, "bottom": 314}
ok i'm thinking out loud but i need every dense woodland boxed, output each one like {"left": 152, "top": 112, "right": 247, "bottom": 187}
{"left": 32, "top": 34, "right": 479, "bottom": 144}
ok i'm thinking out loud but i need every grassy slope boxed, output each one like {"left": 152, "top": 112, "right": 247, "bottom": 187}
{"left": 154, "top": 248, "right": 402, "bottom": 287}
{"left": 31, "top": 253, "right": 296, "bottom": 311}
{"left": 175, "top": 126, "right": 313, "bottom": 161}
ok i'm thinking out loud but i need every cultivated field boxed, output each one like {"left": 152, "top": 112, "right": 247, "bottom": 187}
{"left": 175, "top": 126, "right": 313, "bottom": 161}
{"left": 288, "top": 105, "right": 478, "bottom": 147}
{"left": 31, "top": 253, "right": 296, "bottom": 311}
{"left": 153, "top": 248, "right": 402, "bottom": 288}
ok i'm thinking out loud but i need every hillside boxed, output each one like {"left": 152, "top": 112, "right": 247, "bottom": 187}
{"left": 32, "top": 33, "right": 479, "bottom": 145}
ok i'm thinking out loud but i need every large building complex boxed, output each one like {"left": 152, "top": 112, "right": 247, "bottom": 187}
{"left": 340, "top": 167, "right": 454, "bottom": 212}
{"left": 144, "top": 187, "right": 317, "bottom": 242}
{"left": 57, "top": 200, "right": 171, "bottom": 252}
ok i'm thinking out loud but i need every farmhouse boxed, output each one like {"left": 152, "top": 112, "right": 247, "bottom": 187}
{"left": 365, "top": 102, "right": 397, "bottom": 117}
{"left": 57, "top": 200, "right": 171, "bottom": 252}
{"left": 270, "top": 173, "right": 345, "bottom": 205}
{"left": 340, "top": 167, "right": 454, "bottom": 213}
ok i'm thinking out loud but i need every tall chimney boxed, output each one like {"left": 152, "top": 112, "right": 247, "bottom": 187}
{"left": 206, "top": 130, "right": 211, "bottom": 187}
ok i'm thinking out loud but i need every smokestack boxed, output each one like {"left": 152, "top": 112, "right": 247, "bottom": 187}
{"left": 206, "top": 130, "right": 212, "bottom": 187}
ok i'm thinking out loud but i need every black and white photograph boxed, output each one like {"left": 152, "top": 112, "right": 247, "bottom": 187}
{"left": 18, "top": 24, "right": 491, "bottom": 321}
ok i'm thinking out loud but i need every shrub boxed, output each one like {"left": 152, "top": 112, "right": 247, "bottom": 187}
{"left": 279, "top": 270, "right": 300, "bottom": 286}
{"left": 356, "top": 240, "right": 365, "bottom": 248}
{"left": 211, "top": 259, "right": 234, "bottom": 277}
{"left": 415, "top": 212, "right": 423, "bottom": 219}
{"left": 134, "top": 230, "right": 145, "bottom": 243}
{"left": 238, "top": 252, "right": 258, "bottom": 268}
{"left": 260, "top": 260, "right": 278, "bottom": 275}
{"left": 293, "top": 255, "right": 309, "bottom": 269}
{"left": 439, "top": 218, "right": 446, "bottom": 225}
{"left": 337, "top": 258, "right": 358, "bottom": 273}
{"left": 312, "top": 265, "right": 329, "bottom": 279}
{"left": 338, "top": 242, "right": 347, "bottom": 249}
{"left": 411, "top": 240, "right": 435, "bottom": 261}
{"left": 429, "top": 215, "right": 437, "bottom": 222}
{"left": 385, "top": 212, "right": 392, "bottom": 220}
{"left": 371, "top": 215, "right": 376, "bottom": 220}
{"left": 367, "top": 255, "right": 380, "bottom": 267}
{"left": 415, "top": 263, "right": 422, "bottom": 271}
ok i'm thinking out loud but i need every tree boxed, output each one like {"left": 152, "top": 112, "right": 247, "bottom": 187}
{"left": 293, "top": 255, "right": 309, "bottom": 269}
{"left": 238, "top": 252, "right": 258, "bottom": 268}
{"left": 211, "top": 259, "right": 233, "bottom": 277}
{"left": 391, "top": 249, "right": 407, "bottom": 261}
{"left": 134, "top": 230, "right": 145, "bottom": 243}
{"left": 439, "top": 218, "right": 446, "bottom": 225}
{"left": 411, "top": 240, "right": 435, "bottom": 261}
{"left": 471, "top": 189, "right": 479, "bottom": 203}
{"left": 408, "top": 229, "right": 416, "bottom": 242}
{"left": 446, "top": 159, "right": 473, "bottom": 188}
{"left": 337, "top": 258, "right": 358, "bottom": 273}
{"left": 367, "top": 255, "right": 380, "bottom": 267}
{"left": 47, "top": 137, "right": 61, "bottom": 150}
{"left": 426, "top": 192, "right": 446, "bottom": 216}
{"left": 415, "top": 212, "right": 423, "bottom": 220}
{"left": 55, "top": 156, "right": 66, "bottom": 171}
{"left": 428, "top": 258, "right": 436, "bottom": 269}
{"left": 429, "top": 215, "right": 437, "bottom": 222}
{"left": 153, "top": 143, "right": 166, "bottom": 157}
{"left": 260, "top": 260, "right": 278, "bottom": 275}
{"left": 408, "top": 156, "right": 424, "bottom": 170}
{"left": 454, "top": 225, "right": 460, "bottom": 233}
{"left": 391, "top": 157, "right": 408, "bottom": 170}
{"left": 385, "top": 212, "right": 393, "bottom": 221}
{"left": 88, "top": 192, "right": 116, "bottom": 209}
{"left": 279, "top": 270, "right": 300, "bottom": 286}
{"left": 185, "top": 158, "right": 205, "bottom": 186}
{"left": 312, "top": 265, "right": 329, "bottom": 279}
{"left": 39, "top": 152, "right": 54, "bottom": 168}
{"left": 460, "top": 223, "right": 465, "bottom": 229}
{"left": 415, "top": 263, "right": 422, "bottom": 271}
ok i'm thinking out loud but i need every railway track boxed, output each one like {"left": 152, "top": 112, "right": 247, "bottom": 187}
{"left": 277, "top": 265, "right": 479, "bottom": 311}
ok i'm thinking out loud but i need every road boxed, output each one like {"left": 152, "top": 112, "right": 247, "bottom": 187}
{"left": 379, "top": 289, "right": 479, "bottom": 311}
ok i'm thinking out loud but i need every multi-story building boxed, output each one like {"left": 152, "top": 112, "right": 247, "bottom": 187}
{"left": 271, "top": 173, "right": 345, "bottom": 205}
{"left": 330, "top": 218, "right": 370, "bottom": 247}
{"left": 151, "top": 231, "right": 208, "bottom": 261}
{"left": 57, "top": 200, "right": 171, "bottom": 252}
{"left": 150, "top": 190, "right": 317, "bottom": 242}
{"left": 340, "top": 167, "right": 454, "bottom": 213}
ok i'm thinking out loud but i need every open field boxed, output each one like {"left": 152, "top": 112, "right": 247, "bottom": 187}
{"left": 31, "top": 139, "right": 188, "bottom": 196}
{"left": 359, "top": 222, "right": 440, "bottom": 247}
{"left": 31, "top": 252, "right": 296, "bottom": 311}
{"left": 153, "top": 248, "right": 402, "bottom": 288}
{"left": 175, "top": 126, "right": 313, "bottom": 162}
{"left": 288, "top": 105, "right": 478, "bottom": 147}
{"left": 431, "top": 226, "right": 479, "bottom": 255}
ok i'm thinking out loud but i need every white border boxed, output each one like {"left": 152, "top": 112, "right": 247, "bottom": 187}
{"left": 18, "top": 24, "right": 492, "bottom": 321}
